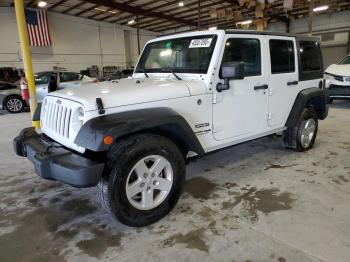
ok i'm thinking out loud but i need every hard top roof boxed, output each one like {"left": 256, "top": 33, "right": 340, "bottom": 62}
{"left": 159, "top": 29, "right": 320, "bottom": 42}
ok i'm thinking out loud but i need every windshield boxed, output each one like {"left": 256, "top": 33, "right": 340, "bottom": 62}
{"left": 339, "top": 56, "right": 350, "bottom": 65}
{"left": 135, "top": 35, "right": 217, "bottom": 74}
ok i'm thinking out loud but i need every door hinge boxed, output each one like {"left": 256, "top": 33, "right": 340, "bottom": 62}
{"left": 268, "top": 113, "right": 273, "bottom": 120}
{"left": 213, "top": 124, "right": 223, "bottom": 133}
{"left": 212, "top": 94, "right": 223, "bottom": 104}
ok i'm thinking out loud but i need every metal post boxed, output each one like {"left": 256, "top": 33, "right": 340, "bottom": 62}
{"left": 286, "top": 19, "right": 290, "bottom": 33}
{"left": 347, "top": 31, "right": 350, "bottom": 54}
{"left": 136, "top": 15, "right": 140, "bottom": 55}
{"left": 14, "top": 0, "right": 39, "bottom": 128}
{"left": 197, "top": 0, "right": 201, "bottom": 29}
{"left": 308, "top": 0, "right": 314, "bottom": 35}
{"left": 256, "top": 19, "right": 264, "bottom": 31}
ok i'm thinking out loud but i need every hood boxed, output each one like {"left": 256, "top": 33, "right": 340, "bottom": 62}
{"left": 47, "top": 78, "right": 206, "bottom": 111}
{"left": 0, "top": 88, "right": 20, "bottom": 96}
{"left": 325, "top": 64, "right": 350, "bottom": 76}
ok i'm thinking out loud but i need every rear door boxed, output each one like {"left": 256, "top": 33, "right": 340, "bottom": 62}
{"left": 267, "top": 36, "right": 299, "bottom": 127}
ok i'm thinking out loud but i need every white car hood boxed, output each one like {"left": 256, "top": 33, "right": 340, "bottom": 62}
{"left": 325, "top": 64, "right": 350, "bottom": 76}
{"left": 46, "top": 78, "right": 206, "bottom": 111}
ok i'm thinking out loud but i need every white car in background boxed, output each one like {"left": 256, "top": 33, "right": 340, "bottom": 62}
{"left": 324, "top": 54, "right": 350, "bottom": 102}
{"left": 0, "top": 71, "right": 96, "bottom": 113}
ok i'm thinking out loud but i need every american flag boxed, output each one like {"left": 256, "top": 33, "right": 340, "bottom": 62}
{"left": 25, "top": 9, "right": 51, "bottom": 47}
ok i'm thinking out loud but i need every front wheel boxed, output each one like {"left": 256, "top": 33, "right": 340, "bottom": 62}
{"left": 4, "top": 96, "right": 25, "bottom": 113}
{"left": 98, "top": 134, "right": 185, "bottom": 227}
{"left": 283, "top": 108, "right": 318, "bottom": 152}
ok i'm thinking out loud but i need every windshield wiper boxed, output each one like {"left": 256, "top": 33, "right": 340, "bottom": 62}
{"left": 160, "top": 69, "right": 182, "bottom": 80}
{"left": 140, "top": 69, "right": 149, "bottom": 78}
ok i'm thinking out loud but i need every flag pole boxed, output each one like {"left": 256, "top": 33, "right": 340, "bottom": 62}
{"left": 14, "top": 0, "right": 39, "bottom": 128}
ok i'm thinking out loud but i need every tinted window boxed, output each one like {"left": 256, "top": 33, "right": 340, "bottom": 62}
{"left": 269, "top": 40, "right": 295, "bottom": 74}
{"left": 136, "top": 35, "right": 217, "bottom": 74}
{"left": 60, "top": 72, "right": 81, "bottom": 82}
{"left": 299, "top": 41, "right": 322, "bottom": 71}
{"left": 339, "top": 55, "right": 350, "bottom": 65}
{"left": 35, "top": 72, "right": 52, "bottom": 85}
{"left": 221, "top": 38, "right": 261, "bottom": 77}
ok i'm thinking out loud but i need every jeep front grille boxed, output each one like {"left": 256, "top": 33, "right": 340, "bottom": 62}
{"left": 44, "top": 100, "right": 72, "bottom": 138}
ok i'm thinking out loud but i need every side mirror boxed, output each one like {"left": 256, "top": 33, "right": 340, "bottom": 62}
{"left": 217, "top": 62, "right": 245, "bottom": 92}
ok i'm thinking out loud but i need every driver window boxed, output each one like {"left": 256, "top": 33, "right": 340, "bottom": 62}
{"left": 221, "top": 38, "right": 261, "bottom": 77}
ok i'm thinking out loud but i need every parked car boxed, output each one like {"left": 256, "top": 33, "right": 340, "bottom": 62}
{"left": 107, "top": 69, "right": 134, "bottom": 81}
{"left": 324, "top": 54, "right": 350, "bottom": 102}
{"left": 14, "top": 30, "right": 328, "bottom": 226}
{"left": 0, "top": 67, "right": 23, "bottom": 91}
{"left": 0, "top": 71, "right": 96, "bottom": 113}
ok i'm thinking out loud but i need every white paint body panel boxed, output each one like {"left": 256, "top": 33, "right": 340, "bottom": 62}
{"left": 266, "top": 35, "right": 300, "bottom": 128}
{"left": 212, "top": 34, "right": 269, "bottom": 141}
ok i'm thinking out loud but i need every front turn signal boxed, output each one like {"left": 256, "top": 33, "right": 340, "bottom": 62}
{"left": 103, "top": 135, "right": 113, "bottom": 145}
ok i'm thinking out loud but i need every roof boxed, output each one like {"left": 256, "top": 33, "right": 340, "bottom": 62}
{"left": 156, "top": 29, "right": 320, "bottom": 42}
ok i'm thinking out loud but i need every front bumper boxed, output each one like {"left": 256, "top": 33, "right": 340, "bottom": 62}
{"left": 326, "top": 84, "right": 350, "bottom": 99}
{"left": 13, "top": 127, "right": 104, "bottom": 188}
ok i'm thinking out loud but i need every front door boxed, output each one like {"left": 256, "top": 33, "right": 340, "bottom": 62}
{"left": 213, "top": 34, "right": 269, "bottom": 141}
{"left": 266, "top": 36, "right": 299, "bottom": 127}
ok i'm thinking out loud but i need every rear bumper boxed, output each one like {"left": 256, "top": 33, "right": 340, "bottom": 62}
{"left": 13, "top": 127, "right": 104, "bottom": 188}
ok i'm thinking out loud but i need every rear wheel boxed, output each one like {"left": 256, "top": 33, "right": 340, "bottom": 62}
{"left": 283, "top": 108, "right": 318, "bottom": 151}
{"left": 4, "top": 96, "right": 25, "bottom": 113}
{"left": 98, "top": 134, "right": 185, "bottom": 227}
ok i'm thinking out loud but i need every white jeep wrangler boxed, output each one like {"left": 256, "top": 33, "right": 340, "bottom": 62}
{"left": 14, "top": 30, "right": 328, "bottom": 226}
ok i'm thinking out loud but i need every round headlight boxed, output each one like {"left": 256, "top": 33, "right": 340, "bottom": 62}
{"left": 72, "top": 107, "right": 85, "bottom": 132}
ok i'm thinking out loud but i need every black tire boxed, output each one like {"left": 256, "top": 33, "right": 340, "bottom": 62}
{"left": 4, "top": 95, "right": 25, "bottom": 113}
{"left": 283, "top": 108, "right": 318, "bottom": 152}
{"left": 98, "top": 134, "right": 185, "bottom": 227}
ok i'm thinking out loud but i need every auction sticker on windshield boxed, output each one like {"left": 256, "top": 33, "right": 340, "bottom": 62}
{"left": 189, "top": 38, "right": 212, "bottom": 48}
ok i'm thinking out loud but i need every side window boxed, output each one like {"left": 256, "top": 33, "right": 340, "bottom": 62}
{"left": 269, "top": 39, "right": 295, "bottom": 74}
{"left": 299, "top": 41, "right": 322, "bottom": 71}
{"left": 221, "top": 38, "right": 261, "bottom": 77}
{"left": 34, "top": 72, "right": 52, "bottom": 85}
{"left": 60, "top": 72, "right": 81, "bottom": 82}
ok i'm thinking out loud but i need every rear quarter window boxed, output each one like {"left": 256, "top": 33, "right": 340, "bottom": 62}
{"left": 297, "top": 39, "right": 323, "bottom": 81}
{"left": 299, "top": 41, "right": 322, "bottom": 71}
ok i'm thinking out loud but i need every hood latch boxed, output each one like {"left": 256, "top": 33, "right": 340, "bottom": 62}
{"left": 96, "top": 97, "right": 105, "bottom": 115}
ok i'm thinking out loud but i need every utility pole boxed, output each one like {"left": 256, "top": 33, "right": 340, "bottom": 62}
{"left": 14, "top": 0, "right": 39, "bottom": 128}
{"left": 308, "top": 0, "right": 314, "bottom": 35}
{"left": 197, "top": 0, "right": 201, "bottom": 29}
{"left": 136, "top": 15, "right": 140, "bottom": 55}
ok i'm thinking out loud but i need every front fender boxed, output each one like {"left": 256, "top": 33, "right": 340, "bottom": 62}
{"left": 74, "top": 107, "right": 204, "bottom": 155}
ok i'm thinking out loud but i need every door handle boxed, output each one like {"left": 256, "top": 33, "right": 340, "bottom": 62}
{"left": 254, "top": 84, "right": 268, "bottom": 90}
{"left": 287, "top": 80, "right": 298, "bottom": 86}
